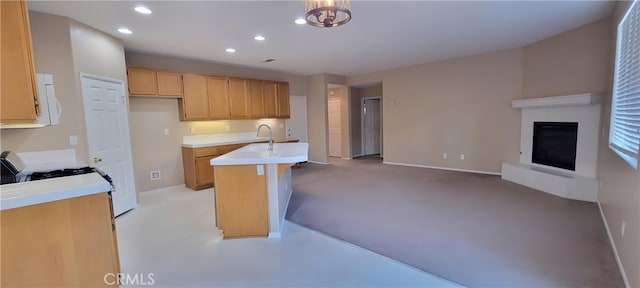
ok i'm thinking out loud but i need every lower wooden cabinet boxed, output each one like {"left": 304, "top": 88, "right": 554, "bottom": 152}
{"left": 182, "top": 143, "right": 247, "bottom": 190}
{"left": 214, "top": 165, "right": 269, "bottom": 238}
{"left": 1, "top": 193, "right": 120, "bottom": 287}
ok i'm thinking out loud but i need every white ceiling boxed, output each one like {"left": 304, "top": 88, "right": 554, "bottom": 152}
{"left": 27, "top": 1, "right": 615, "bottom": 76}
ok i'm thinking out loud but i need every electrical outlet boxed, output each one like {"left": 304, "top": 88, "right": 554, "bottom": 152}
{"left": 190, "top": 127, "right": 196, "bottom": 134}
{"left": 150, "top": 171, "right": 161, "bottom": 180}
{"left": 225, "top": 125, "right": 230, "bottom": 132}
{"left": 622, "top": 221, "right": 626, "bottom": 237}
{"left": 164, "top": 128, "right": 169, "bottom": 135}
{"left": 256, "top": 165, "right": 264, "bottom": 176}
{"left": 69, "top": 136, "right": 78, "bottom": 146}
{"left": 460, "top": 154, "right": 465, "bottom": 160}
{"left": 443, "top": 153, "right": 448, "bottom": 159}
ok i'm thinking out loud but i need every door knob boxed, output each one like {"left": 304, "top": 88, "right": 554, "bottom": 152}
{"left": 93, "top": 157, "right": 102, "bottom": 163}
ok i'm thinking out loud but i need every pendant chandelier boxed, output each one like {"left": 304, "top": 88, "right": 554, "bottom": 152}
{"left": 304, "top": 0, "right": 351, "bottom": 28}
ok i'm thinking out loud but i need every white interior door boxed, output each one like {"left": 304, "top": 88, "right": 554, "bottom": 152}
{"left": 81, "top": 74, "right": 137, "bottom": 217}
{"left": 286, "top": 95, "right": 308, "bottom": 142}
{"left": 363, "top": 98, "right": 381, "bottom": 155}
{"left": 328, "top": 98, "right": 342, "bottom": 157}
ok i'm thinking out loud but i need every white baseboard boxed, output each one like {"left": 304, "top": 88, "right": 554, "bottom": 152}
{"left": 341, "top": 157, "right": 353, "bottom": 160}
{"left": 308, "top": 161, "right": 330, "bottom": 165}
{"left": 598, "top": 202, "right": 630, "bottom": 288}
{"left": 383, "top": 161, "right": 501, "bottom": 176}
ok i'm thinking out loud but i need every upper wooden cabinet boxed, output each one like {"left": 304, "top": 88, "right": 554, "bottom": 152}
{"left": 179, "top": 74, "right": 209, "bottom": 120}
{"left": 156, "top": 71, "right": 182, "bottom": 96}
{"left": 277, "top": 82, "right": 290, "bottom": 118}
{"left": 130, "top": 65, "right": 291, "bottom": 120}
{"left": 247, "top": 80, "right": 265, "bottom": 118}
{"left": 228, "top": 78, "right": 249, "bottom": 119}
{"left": 263, "top": 81, "right": 278, "bottom": 118}
{"left": 127, "top": 67, "right": 182, "bottom": 98}
{"left": 1, "top": 0, "right": 40, "bottom": 124}
{"left": 208, "top": 76, "right": 229, "bottom": 119}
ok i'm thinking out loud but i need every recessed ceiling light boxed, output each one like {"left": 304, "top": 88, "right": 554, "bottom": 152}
{"left": 254, "top": 35, "right": 265, "bottom": 41}
{"left": 295, "top": 18, "right": 306, "bottom": 25}
{"left": 226, "top": 48, "right": 236, "bottom": 53}
{"left": 118, "top": 28, "right": 133, "bottom": 34}
{"left": 134, "top": 6, "right": 152, "bottom": 15}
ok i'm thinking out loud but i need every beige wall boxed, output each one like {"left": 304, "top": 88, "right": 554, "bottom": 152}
{"left": 523, "top": 18, "right": 612, "bottom": 98}
{"left": 0, "top": 11, "right": 126, "bottom": 167}
{"left": 597, "top": 2, "right": 639, "bottom": 286}
{"left": 347, "top": 48, "right": 523, "bottom": 173}
{"left": 125, "top": 52, "right": 305, "bottom": 192}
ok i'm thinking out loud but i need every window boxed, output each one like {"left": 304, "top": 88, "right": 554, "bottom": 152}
{"left": 610, "top": 0, "right": 640, "bottom": 169}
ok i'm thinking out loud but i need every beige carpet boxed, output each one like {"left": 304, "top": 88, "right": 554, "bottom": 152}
{"left": 286, "top": 157, "right": 623, "bottom": 287}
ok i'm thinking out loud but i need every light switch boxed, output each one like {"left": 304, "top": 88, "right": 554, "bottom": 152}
{"left": 190, "top": 127, "right": 196, "bottom": 134}
{"left": 69, "top": 136, "right": 78, "bottom": 146}
{"left": 256, "top": 165, "right": 264, "bottom": 175}
{"left": 164, "top": 128, "right": 170, "bottom": 135}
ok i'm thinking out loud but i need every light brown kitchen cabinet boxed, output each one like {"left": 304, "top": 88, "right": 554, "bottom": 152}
{"left": 277, "top": 82, "right": 290, "bottom": 118}
{"left": 228, "top": 78, "right": 249, "bottom": 119}
{"left": 182, "top": 143, "right": 247, "bottom": 190}
{"left": 215, "top": 165, "right": 269, "bottom": 238}
{"left": 1, "top": 193, "right": 120, "bottom": 286}
{"left": 208, "top": 76, "right": 230, "bottom": 119}
{"left": 263, "top": 81, "right": 278, "bottom": 118}
{"left": 179, "top": 74, "right": 209, "bottom": 120}
{"left": 1, "top": 0, "right": 40, "bottom": 124}
{"left": 248, "top": 80, "right": 265, "bottom": 118}
{"left": 127, "top": 67, "right": 182, "bottom": 97}
{"left": 156, "top": 71, "right": 182, "bottom": 96}
{"left": 127, "top": 67, "right": 157, "bottom": 95}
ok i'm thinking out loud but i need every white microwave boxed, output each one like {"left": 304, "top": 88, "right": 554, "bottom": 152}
{"left": 35, "top": 73, "right": 61, "bottom": 126}
{"left": 0, "top": 73, "right": 61, "bottom": 129}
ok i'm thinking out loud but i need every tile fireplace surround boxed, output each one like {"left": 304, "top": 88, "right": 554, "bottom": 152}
{"left": 502, "top": 93, "right": 602, "bottom": 202}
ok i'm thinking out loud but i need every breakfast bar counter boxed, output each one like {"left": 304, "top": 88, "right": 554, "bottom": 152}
{"left": 210, "top": 143, "right": 308, "bottom": 238}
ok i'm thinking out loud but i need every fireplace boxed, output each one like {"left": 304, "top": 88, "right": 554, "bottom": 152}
{"left": 532, "top": 122, "right": 578, "bottom": 171}
{"left": 502, "top": 93, "right": 602, "bottom": 202}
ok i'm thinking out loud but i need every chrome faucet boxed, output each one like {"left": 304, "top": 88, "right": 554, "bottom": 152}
{"left": 256, "top": 124, "right": 274, "bottom": 152}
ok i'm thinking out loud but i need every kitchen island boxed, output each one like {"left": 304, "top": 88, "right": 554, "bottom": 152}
{"left": 210, "top": 142, "right": 308, "bottom": 238}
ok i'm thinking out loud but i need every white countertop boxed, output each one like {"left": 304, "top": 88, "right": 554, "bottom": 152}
{"left": 182, "top": 132, "right": 271, "bottom": 148}
{"left": 211, "top": 143, "right": 309, "bottom": 166}
{"left": 0, "top": 173, "right": 111, "bottom": 211}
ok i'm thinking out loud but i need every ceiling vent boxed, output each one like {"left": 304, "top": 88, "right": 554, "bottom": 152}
{"left": 262, "top": 59, "right": 276, "bottom": 63}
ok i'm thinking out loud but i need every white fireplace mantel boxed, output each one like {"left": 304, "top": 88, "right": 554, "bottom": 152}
{"left": 511, "top": 93, "right": 602, "bottom": 109}
{"left": 502, "top": 93, "right": 602, "bottom": 202}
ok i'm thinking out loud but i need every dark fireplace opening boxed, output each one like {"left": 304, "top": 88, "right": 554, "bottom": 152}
{"left": 532, "top": 122, "right": 578, "bottom": 171}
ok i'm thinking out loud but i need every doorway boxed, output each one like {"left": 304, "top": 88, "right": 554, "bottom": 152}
{"left": 362, "top": 97, "right": 381, "bottom": 156}
{"left": 80, "top": 73, "right": 137, "bottom": 216}
{"left": 328, "top": 96, "right": 342, "bottom": 157}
